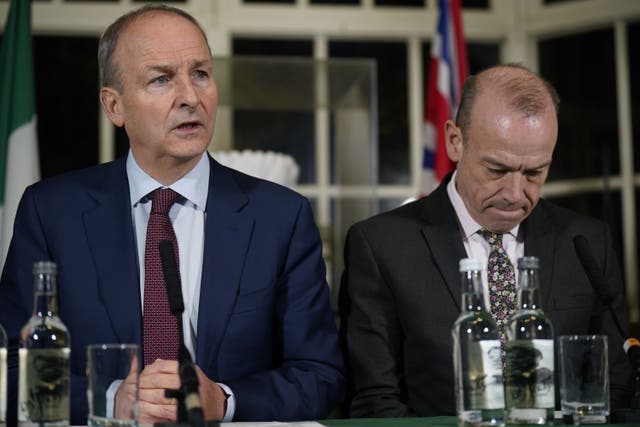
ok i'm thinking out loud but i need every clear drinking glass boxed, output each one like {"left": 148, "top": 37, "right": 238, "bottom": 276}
{"left": 87, "top": 344, "right": 139, "bottom": 427}
{"left": 559, "top": 335, "right": 609, "bottom": 425}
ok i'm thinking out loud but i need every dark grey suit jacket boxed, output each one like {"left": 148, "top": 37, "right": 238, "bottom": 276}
{"left": 339, "top": 175, "right": 631, "bottom": 417}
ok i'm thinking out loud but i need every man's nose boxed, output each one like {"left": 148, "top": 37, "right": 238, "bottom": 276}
{"left": 175, "top": 76, "right": 198, "bottom": 108}
{"left": 502, "top": 172, "right": 525, "bottom": 202}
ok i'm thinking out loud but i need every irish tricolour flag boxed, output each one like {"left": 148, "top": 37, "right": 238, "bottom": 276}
{"left": 0, "top": 0, "right": 40, "bottom": 264}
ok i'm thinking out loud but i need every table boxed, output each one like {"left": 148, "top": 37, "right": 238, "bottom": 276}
{"left": 322, "top": 417, "right": 455, "bottom": 427}
{"left": 321, "top": 417, "right": 623, "bottom": 427}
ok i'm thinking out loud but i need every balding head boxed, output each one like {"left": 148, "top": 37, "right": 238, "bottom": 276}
{"left": 455, "top": 64, "right": 560, "bottom": 141}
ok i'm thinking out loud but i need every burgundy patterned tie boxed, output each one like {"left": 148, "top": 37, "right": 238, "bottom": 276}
{"left": 143, "top": 188, "right": 180, "bottom": 366}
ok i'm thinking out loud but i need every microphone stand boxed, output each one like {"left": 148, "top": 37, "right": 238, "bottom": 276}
{"left": 574, "top": 236, "right": 640, "bottom": 423}
{"left": 155, "top": 240, "right": 218, "bottom": 427}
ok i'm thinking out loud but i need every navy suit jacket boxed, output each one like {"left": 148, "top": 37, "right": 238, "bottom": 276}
{"left": 0, "top": 154, "right": 345, "bottom": 424}
{"left": 340, "top": 174, "right": 631, "bottom": 417}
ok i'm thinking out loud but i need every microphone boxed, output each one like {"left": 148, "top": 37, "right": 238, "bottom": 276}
{"left": 573, "top": 235, "right": 640, "bottom": 416}
{"left": 158, "top": 240, "right": 206, "bottom": 427}
{"left": 573, "top": 235, "right": 627, "bottom": 338}
{"left": 159, "top": 240, "right": 185, "bottom": 316}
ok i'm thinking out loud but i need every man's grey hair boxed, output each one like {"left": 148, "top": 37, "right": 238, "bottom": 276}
{"left": 98, "top": 4, "right": 211, "bottom": 91}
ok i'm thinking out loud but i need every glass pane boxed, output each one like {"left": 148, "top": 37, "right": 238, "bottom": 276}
{"left": 330, "top": 40, "right": 409, "bottom": 185}
{"left": 243, "top": 0, "right": 295, "bottom": 3}
{"left": 539, "top": 28, "right": 618, "bottom": 181}
{"left": 375, "top": 0, "right": 424, "bottom": 6}
{"left": 232, "top": 38, "right": 312, "bottom": 57}
{"left": 461, "top": 0, "right": 489, "bottom": 9}
{"left": 544, "top": 0, "right": 587, "bottom": 4}
{"left": 232, "top": 38, "right": 315, "bottom": 183}
{"left": 311, "top": 0, "right": 359, "bottom": 4}
{"left": 34, "top": 36, "right": 99, "bottom": 178}
{"left": 233, "top": 111, "right": 315, "bottom": 183}
{"left": 629, "top": 21, "right": 640, "bottom": 172}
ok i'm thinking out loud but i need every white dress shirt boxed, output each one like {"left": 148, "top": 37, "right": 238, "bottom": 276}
{"left": 446, "top": 171, "right": 524, "bottom": 311}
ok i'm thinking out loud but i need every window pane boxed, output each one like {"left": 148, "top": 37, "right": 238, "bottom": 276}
{"left": 243, "top": 0, "right": 295, "bottom": 3}
{"left": 461, "top": 0, "right": 489, "bottom": 9}
{"left": 330, "top": 40, "right": 409, "bottom": 185}
{"left": 311, "top": 0, "right": 359, "bottom": 4}
{"left": 232, "top": 38, "right": 315, "bottom": 184}
{"left": 539, "top": 28, "right": 618, "bottom": 181}
{"left": 375, "top": 0, "right": 424, "bottom": 6}
{"left": 543, "top": 0, "right": 587, "bottom": 4}
{"left": 34, "top": 36, "right": 99, "bottom": 178}
{"left": 232, "top": 38, "right": 312, "bottom": 57}
{"left": 629, "top": 21, "right": 640, "bottom": 172}
{"left": 547, "top": 191, "right": 623, "bottom": 272}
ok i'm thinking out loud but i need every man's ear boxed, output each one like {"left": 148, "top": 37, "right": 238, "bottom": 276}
{"left": 100, "top": 87, "right": 125, "bottom": 127}
{"left": 445, "top": 120, "right": 464, "bottom": 163}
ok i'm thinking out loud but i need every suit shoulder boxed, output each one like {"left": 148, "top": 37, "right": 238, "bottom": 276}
{"left": 533, "top": 199, "right": 614, "bottom": 246}
{"left": 223, "top": 164, "right": 309, "bottom": 209}
{"left": 349, "top": 197, "right": 427, "bottom": 236}
{"left": 536, "top": 198, "right": 606, "bottom": 229}
{"left": 24, "top": 160, "right": 122, "bottom": 198}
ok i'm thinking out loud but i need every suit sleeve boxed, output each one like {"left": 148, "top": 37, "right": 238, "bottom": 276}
{"left": 339, "top": 224, "right": 410, "bottom": 417}
{"left": 223, "top": 198, "right": 345, "bottom": 420}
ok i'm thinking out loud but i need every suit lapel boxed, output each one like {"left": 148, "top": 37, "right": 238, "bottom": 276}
{"left": 522, "top": 201, "right": 555, "bottom": 310}
{"left": 196, "top": 156, "right": 253, "bottom": 375}
{"left": 419, "top": 178, "right": 467, "bottom": 311}
{"left": 83, "top": 157, "right": 141, "bottom": 344}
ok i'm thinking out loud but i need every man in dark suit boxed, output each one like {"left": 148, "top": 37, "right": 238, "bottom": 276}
{"left": 340, "top": 64, "right": 631, "bottom": 417}
{"left": 0, "top": 5, "right": 344, "bottom": 425}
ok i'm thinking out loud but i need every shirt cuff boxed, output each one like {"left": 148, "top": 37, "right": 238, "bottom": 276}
{"left": 217, "top": 382, "right": 235, "bottom": 422}
{"left": 106, "top": 379, "right": 123, "bottom": 418}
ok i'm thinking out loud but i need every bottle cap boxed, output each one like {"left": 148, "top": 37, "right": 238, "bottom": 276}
{"left": 33, "top": 261, "right": 57, "bottom": 275}
{"left": 517, "top": 256, "right": 539, "bottom": 269}
{"left": 459, "top": 257, "right": 481, "bottom": 272}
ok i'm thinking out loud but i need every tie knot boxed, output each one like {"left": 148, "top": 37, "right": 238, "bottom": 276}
{"left": 479, "top": 229, "right": 503, "bottom": 246}
{"left": 151, "top": 188, "right": 179, "bottom": 215}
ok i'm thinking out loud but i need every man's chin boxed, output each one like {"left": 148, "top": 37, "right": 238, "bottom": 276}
{"left": 486, "top": 209, "right": 529, "bottom": 232}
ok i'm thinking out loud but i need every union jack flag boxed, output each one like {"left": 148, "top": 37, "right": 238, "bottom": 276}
{"left": 421, "top": 0, "right": 468, "bottom": 194}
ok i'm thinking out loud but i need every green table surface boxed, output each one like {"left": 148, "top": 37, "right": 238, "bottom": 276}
{"left": 321, "top": 417, "right": 622, "bottom": 427}
{"left": 322, "top": 416, "right": 456, "bottom": 427}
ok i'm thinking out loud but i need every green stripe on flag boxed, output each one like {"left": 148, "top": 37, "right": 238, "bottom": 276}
{"left": 0, "top": 0, "right": 36, "bottom": 204}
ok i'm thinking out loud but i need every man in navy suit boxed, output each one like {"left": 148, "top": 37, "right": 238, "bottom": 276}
{"left": 0, "top": 5, "right": 344, "bottom": 425}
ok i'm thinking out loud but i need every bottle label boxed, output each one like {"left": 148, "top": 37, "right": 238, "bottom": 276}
{"left": 0, "top": 348, "right": 6, "bottom": 422}
{"left": 505, "top": 339, "right": 555, "bottom": 409}
{"left": 466, "top": 340, "right": 505, "bottom": 409}
{"left": 18, "top": 348, "right": 70, "bottom": 422}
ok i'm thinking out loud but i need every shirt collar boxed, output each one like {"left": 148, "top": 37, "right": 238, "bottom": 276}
{"left": 446, "top": 170, "right": 519, "bottom": 239}
{"left": 126, "top": 151, "right": 210, "bottom": 210}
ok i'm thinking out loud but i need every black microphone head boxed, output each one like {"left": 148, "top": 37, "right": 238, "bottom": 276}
{"left": 624, "top": 338, "right": 640, "bottom": 372}
{"left": 158, "top": 240, "right": 185, "bottom": 315}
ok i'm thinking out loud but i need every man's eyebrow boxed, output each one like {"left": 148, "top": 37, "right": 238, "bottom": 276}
{"left": 189, "top": 59, "right": 212, "bottom": 69}
{"left": 144, "top": 59, "right": 212, "bottom": 74}
{"left": 145, "top": 64, "right": 175, "bottom": 75}
{"left": 482, "top": 157, "right": 552, "bottom": 172}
